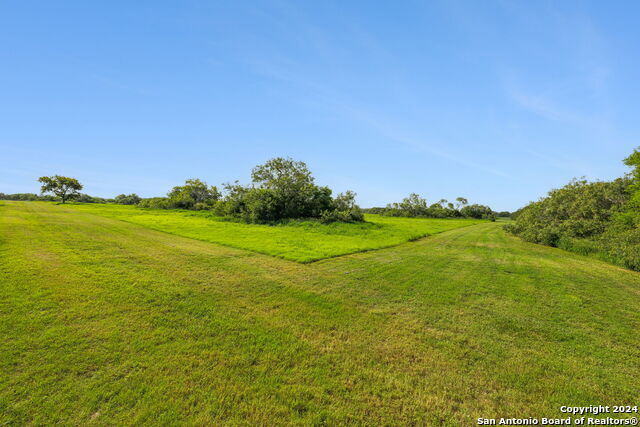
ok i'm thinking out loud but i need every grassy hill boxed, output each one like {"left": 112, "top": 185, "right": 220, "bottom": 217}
{"left": 1, "top": 201, "right": 639, "bottom": 425}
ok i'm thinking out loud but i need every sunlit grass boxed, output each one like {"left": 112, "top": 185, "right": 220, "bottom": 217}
{"left": 62, "top": 202, "right": 484, "bottom": 262}
{"left": 1, "top": 201, "right": 639, "bottom": 425}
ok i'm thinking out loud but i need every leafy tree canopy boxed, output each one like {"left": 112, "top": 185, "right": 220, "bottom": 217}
{"left": 167, "top": 179, "right": 221, "bottom": 210}
{"left": 251, "top": 157, "right": 315, "bottom": 191}
{"left": 38, "top": 175, "right": 83, "bottom": 203}
{"left": 215, "top": 157, "right": 362, "bottom": 223}
{"left": 114, "top": 194, "right": 142, "bottom": 205}
{"left": 379, "top": 193, "right": 494, "bottom": 220}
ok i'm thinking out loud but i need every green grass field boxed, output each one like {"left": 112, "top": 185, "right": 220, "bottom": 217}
{"left": 61, "top": 202, "right": 484, "bottom": 262}
{"left": 1, "top": 201, "right": 639, "bottom": 425}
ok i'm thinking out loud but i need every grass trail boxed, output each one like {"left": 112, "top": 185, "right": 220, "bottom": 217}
{"left": 1, "top": 201, "right": 639, "bottom": 425}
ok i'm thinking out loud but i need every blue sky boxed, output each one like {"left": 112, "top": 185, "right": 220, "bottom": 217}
{"left": 2, "top": 1, "right": 639, "bottom": 211}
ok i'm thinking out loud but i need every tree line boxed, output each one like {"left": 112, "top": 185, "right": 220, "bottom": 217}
{"left": 1, "top": 177, "right": 140, "bottom": 205}
{"left": 138, "top": 158, "right": 364, "bottom": 223}
{"left": 2, "top": 156, "right": 506, "bottom": 224}
{"left": 365, "top": 194, "right": 502, "bottom": 220}
{"left": 505, "top": 147, "right": 640, "bottom": 271}
{"left": 0, "top": 192, "right": 141, "bottom": 205}
{"left": 4, "top": 158, "right": 364, "bottom": 224}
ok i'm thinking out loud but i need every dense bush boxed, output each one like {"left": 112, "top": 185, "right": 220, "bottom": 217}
{"left": 114, "top": 193, "right": 141, "bottom": 205}
{"left": 211, "top": 158, "right": 363, "bottom": 224}
{"left": 506, "top": 148, "right": 640, "bottom": 270}
{"left": 460, "top": 204, "right": 495, "bottom": 220}
{"left": 320, "top": 191, "right": 364, "bottom": 223}
{"left": 136, "top": 158, "right": 364, "bottom": 224}
{"left": 372, "top": 193, "right": 496, "bottom": 220}
{"left": 622, "top": 148, "right": 640, "bottom": 226}
{"left": 167, "top": 179, "right": 220, "bottom": 210}
{"left": 138, "top": 179, "right": 220, "bottom": 210}
{"left": 504, "top": 179, "right": 629, "bottom": 245}
{"left": 138, "top": 197, "right": 171, "bottom": 209}
{"left": 76, "top": 193, "right": 113, "bottom": 203}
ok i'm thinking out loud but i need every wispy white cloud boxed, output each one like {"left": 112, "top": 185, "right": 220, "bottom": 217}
{"left": 508, "top": 87, "right": 583, "bottom": 124}
{"left": 502, "top": 6, "right": 613, "bottom": 132}
{"left": 237, "top": 9, "right": 511, "bottom": 179}
{"left": 247, "top": 54, "right": 510, "bottom": 178}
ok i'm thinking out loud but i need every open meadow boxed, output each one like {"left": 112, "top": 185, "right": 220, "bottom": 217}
{"left": 1, "top": 201, "right": 639, "bottom": 425}
{"left": 62, "top": 203, "right": 484, "bottom": 262}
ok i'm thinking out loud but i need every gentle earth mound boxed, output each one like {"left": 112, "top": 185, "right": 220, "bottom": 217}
{"left": 1, "top": 201, "right": 639, "bottom": 425}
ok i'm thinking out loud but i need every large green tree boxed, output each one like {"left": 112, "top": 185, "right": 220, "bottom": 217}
{"left": 167, "top": 179, "right": 220, "bottom": 209}
{"left": 38, "top": 175, "right": 83, "bottom": 204}
{"left": 214, "top": 157, "right": 361, "bottom": 223}
{"left": 249, "top": 157, "right": 333, "bottom": 219}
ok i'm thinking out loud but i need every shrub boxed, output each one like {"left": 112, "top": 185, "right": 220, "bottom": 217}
{"left": 377, "top": 194, "right": 494, "bottom": 219}
{"left": 596, "top": 228, "right": 640, "bottom": 271}
{"left": 114, "top": 194, "right": 141, "bottom": 205}
{"left": 107, "top": 158, "right": 364, "bottom": 224}
{"left": 76, "top": 193, "right": 112, "bottom": 203}
{"left": 193, "top": 202, "right": 212, "bottom": 211}
{"left": 460, "top": 204, "right": 495, "bottom": 220}
{"left": 138, "top": 197, "right": 171, "bottom": 209}
{"left": 506, "top": 178, "right": 630, "bottom": 244}
{"left": 320, "top": 206, "right": 364, "bottom": 224}
{"left": 215, "top": 158, "right": 363, "bottom": 224}
{"left": 167, "top": 179, "right": 220, "bottom": 210}
{"left": 506, "top": 147, "right": 640, "bottom": 271}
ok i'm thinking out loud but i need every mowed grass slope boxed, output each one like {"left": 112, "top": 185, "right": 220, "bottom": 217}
{"left": 61, "top": 202, "right": 483, "bottom": 262}
{"left": 1, "top": 201, "right": 639, "bottom": 425}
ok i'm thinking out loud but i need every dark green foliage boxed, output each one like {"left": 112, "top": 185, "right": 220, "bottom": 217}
{"left": 319, "top": 207, "right": 364, "bottom": 223}
{"left": 212, "top": 181, "right": 250, "bottom": 219}
{"left": 0, "top": 193, "right": 55, "bottom": 201}
{"left": 138, "top": 180, "right": 220, "bottom": 210}
{"left": 214, "top": 158, "right": 363, "bottom": 223}
{"left": 246, "top": 157, "right": 334, "bottom": 220}
{"left": 375, "top": 193, "right": 495, "bottom": 220}
{"left": 76, "top": 193, "right": 113, "bottom": 203}
{"left": 320, "top": 191, "right": 364, "bottom": 223}
{"left": 505, "top": 179, "right": 629, "bottom": 244}
{"left": 399, "top": 193, "right": 429, "bottom": 216}
{"left": 622, "top": 148, "right": 640, "bottom": 226}
{"left": 167, "top": 179, "right": 220, "bottom": 210}
{"left": 114, "top": 193, "right": 141, "bottom": 205}
{"left": 1, "top": 191, "right": 113, "bottom": 204}
{"left": 37, "top": 175, "right": 83, "bottom": 203}
{"left": 132, "top": 158, "right": 362, "bottom": 223}
{"left": 362, "top": 207, "right": 387, "bottom": 215}
{"left": 506, "top": 147, "right": 640, "bottom": 270}
{"left": 460, "top": 204, "right": 496, "bottom": 220}
{"left": 138, "top": 197, "right": 171, "bottom": 209}
{"left": 597, "top": 228, "right": 640, "bottom": 270}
